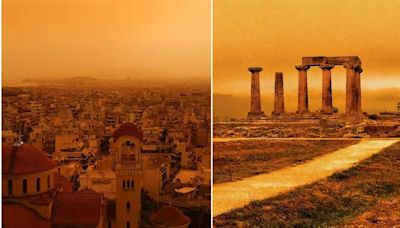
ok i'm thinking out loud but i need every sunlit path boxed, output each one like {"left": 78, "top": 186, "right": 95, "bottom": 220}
{"left": 213, "top": 139, "right": 399, "bottom": 217}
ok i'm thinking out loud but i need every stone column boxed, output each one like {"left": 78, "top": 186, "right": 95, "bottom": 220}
{"left": 344, "top": 63, "right": 357, "bottom": 113}
{"left": 295, "top": 65, "right": 310, "bottom": 114}
{"left": 273, "top": 72, "right": 285, "bottom": 116}
{"left": 355, "top": 67, "right": 362, "bottom": 113}
{"left": 320, "top": 64, "right": 334, "bottom": 114}
{"left": 248, "top": 67, "right": 264, "bottom": 119}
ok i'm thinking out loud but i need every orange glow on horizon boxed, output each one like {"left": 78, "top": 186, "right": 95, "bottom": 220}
{"left": 2, "top": 0, "right": 211, "bottom": 86}
{"left": 213, "top": 0, "right": 400, "bottom": 116}
{"left": 214, "top": 0, "right": 400, "bottom": 93}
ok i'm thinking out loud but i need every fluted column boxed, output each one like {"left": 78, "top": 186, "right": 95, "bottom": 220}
{"left": 295, "top": 65, "right": 310, "bottom": 113}
{"left": 247, "top": 67, "right": 264, "bottom": 119}
{"left": 320, "top": 64, "right": 334, "bottom": 114}
{"left": 344, "top": 63, "right": 357, "bottom": 113}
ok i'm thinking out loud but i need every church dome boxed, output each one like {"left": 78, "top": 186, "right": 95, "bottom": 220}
{"left": 2, "top": 144, "right": 57, "bottom": 175}
{"left": 113, "top": 122, "right": 143, "bottom": 142}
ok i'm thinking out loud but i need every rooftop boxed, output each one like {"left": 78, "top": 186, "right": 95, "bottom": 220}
{"left": 51, "top": 190, "right": 103, "bottom": 225}
{"left": 113, "top": 122, "right": 143, "bottom": 142}
{"left": 149, "top": 205, "right": 191, "bottom": 227}
{"left": 3, "top": 203, "right": 51, "bottom": 228}
{"left": 2, "top": 144, "right": 57, "bottom": 175}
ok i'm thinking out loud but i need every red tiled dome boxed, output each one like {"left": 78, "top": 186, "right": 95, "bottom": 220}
{"left": 113, "top": 122, "right": 143, "bottom": 142}
{"left": 2, "top": 144, "right": 57, "bottom": 175}
{"left": 150, "top": 205, "right": 191, "bottom": 227}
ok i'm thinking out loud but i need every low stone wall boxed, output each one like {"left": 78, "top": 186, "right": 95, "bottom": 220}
{"left": 214, "top": 116, "right": 400, "bottom": 138}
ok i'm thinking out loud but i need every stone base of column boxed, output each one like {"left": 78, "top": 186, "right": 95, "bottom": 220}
{"left": 345, "top": 110, "right": 363, "bottom": 115}
{"left": 247, "top": 112, "right": 265, "bottom": 120}
{"left": 343, "top": 111, "right": 365, "bottom": 121}
{"left": 272, "top": 111, "right": 284, "bottom": 116}
{"left": 342, "top": 112, "right": 367, "bottom": 122}
{"left": 321, "top": 107, "right": 334, "bottom": 114}
{"left": 296, "top": 110, "right": 309, "bottom": 114}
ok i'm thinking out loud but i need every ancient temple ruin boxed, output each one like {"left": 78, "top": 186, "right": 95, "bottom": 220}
{"left": 247, "top": 56, "right": 363, "bottom": 120}
{"left": 296, "top": 56, "right": 363, "bottom": 115}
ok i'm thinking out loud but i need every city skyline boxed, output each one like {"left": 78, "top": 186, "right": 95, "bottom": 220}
{"left": 2, "top": 1, "right": 211, "bottom": 227}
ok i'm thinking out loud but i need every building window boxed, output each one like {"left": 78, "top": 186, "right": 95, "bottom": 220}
{"left": 8, "top": 180, "right": 12, "bottom": 195}
{"left": 22, "top": 179, "right": 27, "bottom": 194}
{"left": 47, "top": 175, "right": 50, "bottom": 189}
{"left": 36, "top": 177, "right": 41, "bottom": 192}
{"left": 122, "top": 141, "right": 136, "bottom": 161}
{"left": 123, "top": 180, "right": 134, "bottom": 190}
{"left": 126, "top": 222, "right": 130, "bottom": 228}
{"left": 127, "top": 201, "right": 131, "bottom": 212}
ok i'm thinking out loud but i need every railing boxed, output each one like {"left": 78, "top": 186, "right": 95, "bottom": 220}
{"left": 115, "top": 159, "right": 142, "bottom": 170}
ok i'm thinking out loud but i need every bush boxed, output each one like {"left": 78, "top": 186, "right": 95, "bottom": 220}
{"left": 368, "top": 114, "right": 378, "bottom": 120}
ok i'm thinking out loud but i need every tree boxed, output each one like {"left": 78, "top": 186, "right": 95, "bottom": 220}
{"left": 159, "top": 128, "right": 168, "bottom": 143}
{"left": 100, "top": 137, "right": 111, "bottom": 155}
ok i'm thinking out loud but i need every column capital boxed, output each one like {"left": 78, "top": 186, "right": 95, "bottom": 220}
{"left": 343, "top": 63, "right": 358, "bottom": 70}
{"left": 355, "top": 66, "right": 363, "bottom": 73}
{"left": 319, "top": 64, "right": 334, "bottom": 70}
{"left": 295, "top": 65, "right": 310, "bottom": 71}
{"left": 248, "top": 67, "right": 263, "bottom": 73}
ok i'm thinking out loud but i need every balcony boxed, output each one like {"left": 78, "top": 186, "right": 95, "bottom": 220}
{"left": 115, "top": 159, "right": 142, "bottom": 175}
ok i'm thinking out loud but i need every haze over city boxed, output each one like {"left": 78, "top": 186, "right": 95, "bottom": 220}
{"left": 2, "top": 0, "right": 210, "bottom": 86}
{"left": 2, "top": 1, "right": 211, "bottom": 227}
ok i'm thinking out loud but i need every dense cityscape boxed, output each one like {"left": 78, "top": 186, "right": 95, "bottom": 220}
{"left": 2, "top": 78, "right": 211, "bottom": 227}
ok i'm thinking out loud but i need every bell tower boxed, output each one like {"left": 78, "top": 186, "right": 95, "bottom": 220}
{"left": 111, "top": 123, "right": 143, "bottom": 228}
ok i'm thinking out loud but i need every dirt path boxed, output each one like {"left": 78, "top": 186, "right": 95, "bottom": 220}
{"left": 213, "top": 139, "right": 399, "bottom": 217}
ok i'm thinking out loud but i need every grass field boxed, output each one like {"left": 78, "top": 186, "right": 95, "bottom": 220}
{"left": 213, "top": 140, "right": 358, "bottom": 184}
{"left": 214, "top": 142, "right": 400, "bottom": 227}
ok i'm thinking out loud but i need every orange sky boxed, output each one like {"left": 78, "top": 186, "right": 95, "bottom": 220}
{"left": 2, "top": 0, "right": 210, "bottom": 86}
{"left": 214, "top": 0, "right": 400, "bottom": 93}
{"left": 214, "top": 0, "right": 400, "bottom": 116}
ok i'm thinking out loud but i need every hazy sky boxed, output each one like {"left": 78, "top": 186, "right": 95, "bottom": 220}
{"left": 2, "top": 0, "right": 210, "bottom": 86}
{"left": 214, "top": 0, "right": 400, "bottom": 93}
{"left": 214, "top": 0, "right": 400, "bottom": 116}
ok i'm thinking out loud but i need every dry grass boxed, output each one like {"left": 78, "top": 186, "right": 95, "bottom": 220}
{"left": 214, "top": 142, "right": 400, "bottom": 227}
{"left": 213, "top": 140, "right": 358, "bottom": 183}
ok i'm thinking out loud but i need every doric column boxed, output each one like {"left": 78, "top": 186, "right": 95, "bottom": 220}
{"left": 320, "top": 64, "right": 334, "bottom": 114}
{"left": 247, "top": 67, "right": 264, "bottom": 119}
{"left": 295, "top": 65, "right": 310, "bottom": 113}
{"left": 355, "top": 67, "right": 362, "bottom": 113}
{"left": 344, "top": 63, "right": 357, "bottom": 113}
{"left": 273, "top": 72, "right": 285, "bottom": 116}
